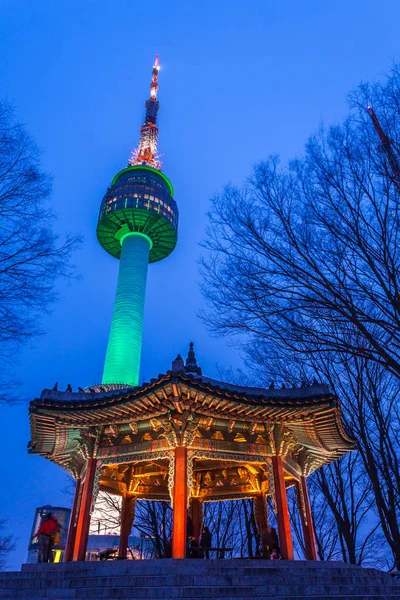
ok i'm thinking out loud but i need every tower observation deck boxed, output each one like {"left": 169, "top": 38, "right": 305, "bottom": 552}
{"left": 97, "top": 56, "right": 178, "bottom": 387}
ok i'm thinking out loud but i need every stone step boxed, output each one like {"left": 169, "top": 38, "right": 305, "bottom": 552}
{"left": 0, "top": 584, "right": 396, "bottom": 599}
{"left": 16, "top": 564, "right": 389, "bottom": 578}
{"left": 0, "top": 574, "right": 394, "bottom": 589}
{"left": 20, "top": 559, "right": 365, "bottom": 571}
{"left": 1, "top": 560, "right": 397, "bottom": 600}
{"left": 0, "top": 577, "right": 396, "bottom": 587}
{"left": 1, "top": 594, "right": 399, "bottom": 600}
{"left": 20, "top": 561, "right": 365, "bottom": 570}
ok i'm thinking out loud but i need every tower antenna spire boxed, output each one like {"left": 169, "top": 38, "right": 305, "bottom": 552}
{"left": 129, "top": 55, "right": 162, "bottom": 170}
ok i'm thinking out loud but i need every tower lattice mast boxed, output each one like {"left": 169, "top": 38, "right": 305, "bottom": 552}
{"left": 129, "top": 55, "right": 161, "bottom": 170}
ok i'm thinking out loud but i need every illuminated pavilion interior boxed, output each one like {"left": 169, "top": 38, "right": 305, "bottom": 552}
{"left": 29, "top": 345, "right": 355, "bottom": 561}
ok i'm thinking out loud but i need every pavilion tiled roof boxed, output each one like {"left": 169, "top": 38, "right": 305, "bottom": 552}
{"left": 29, "top": 370, "right": 355, "bottom": 469}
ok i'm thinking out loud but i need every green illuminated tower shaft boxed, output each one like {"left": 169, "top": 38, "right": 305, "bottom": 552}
{"left": 97, "top": 56, "right": 178, "bottom": 386}
{"left": 102, "top": 233, "right": 151, "bottom": 386}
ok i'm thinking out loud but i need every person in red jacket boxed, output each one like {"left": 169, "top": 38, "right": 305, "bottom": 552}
{"left": 34, "top": 514, "right": 58, "bottom": 563}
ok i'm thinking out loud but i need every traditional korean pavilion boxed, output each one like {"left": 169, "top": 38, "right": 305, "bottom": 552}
{"left": 29, "top": 344, "right": 355, "bottom": 561}
{"left": 28, "top": 57, "right": 355, "bottom": 562}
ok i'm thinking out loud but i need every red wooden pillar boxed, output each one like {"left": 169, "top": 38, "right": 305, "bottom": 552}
{"left": 255, "top": 492, "right": 268, "bottom": 534}
{"left": 73, "top": 458, "right": 97, "bottom": 561}
{"left": 172, "top": 447, "right": 188, "bottom": 558}
{"left": 64, "top": 477, "right": 82, "bottom": 562}
{"left": 191, "top": 497, "right": 202, "bottom": 540}
{"left": 118, "top": 496, "right": 135, "bottom": 559}
{"left": 272, "top": 456, "right": 294, "bottom": 560}
{"left": 296, "top": 476, "right": 318, "bottom": 560}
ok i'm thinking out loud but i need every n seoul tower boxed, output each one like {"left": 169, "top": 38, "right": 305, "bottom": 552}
{"left": 97, "top": 56, "right": 178, "bottom": 386}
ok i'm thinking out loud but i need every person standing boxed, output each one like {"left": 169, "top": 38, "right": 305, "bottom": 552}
{"left": 261, "top": 526, "right": 279, "bottom": 559}
{"left": 187, "top": 515, "right": 194, "bottom": 538}
{"left": 269, "top": 527, "right": 279, "bottom": 558}
{"left": 33, "top": 514, "right": 58, "bottom": 563}
{"left": 47, "top": 514, "right": 61, "bottom": 562}
{"left": 188, "top": 536, "right": 203, "bottom": 559}
{"left": 200, "top": 526, "right": 212, "bottom": 559}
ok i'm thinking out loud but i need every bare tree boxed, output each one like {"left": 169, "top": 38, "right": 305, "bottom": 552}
{"left": 288, "top": 482, "right": 340, "bottom": 562}
{"left": 202, "top": 499, "right": 261, "bottom": 558}
{"left": 314, "top": 455, "right": 380, "bottom": 566}
{"left": 0, "top": 99, "right": 81, "bottom": 399}
{"left": 201, "top": 66, "right": 400, "bottom": 379}
{"left": 322, "top": 356, "right": 400, "bottom": 569}
{"left": 0, "top": 519, "right": 15, "bottom": 571}
{"left": 90, "top": 492, "right": 121, "bottom": 535}
{"left": 240, "top": 499, "right": 259, "bottom": 558}
{"left": 200, "top": 65, "right": 400, "bottom": 568}
{"left": 134, "top": 501, "right": 172, "bottom": 558}
{"left": 90, "top": 493, "right": 173, "bottom": 558}
{"left": 203, "top": 500, "right": 238, "bottom": 558}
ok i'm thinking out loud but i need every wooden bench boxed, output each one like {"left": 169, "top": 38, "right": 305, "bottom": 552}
{"left": 97, "top": 548, "right": 118, "bottom": 561}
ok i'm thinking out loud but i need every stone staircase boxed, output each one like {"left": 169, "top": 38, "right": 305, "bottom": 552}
{"left": 0, "top": 559, "right": 399, "bottom": 600}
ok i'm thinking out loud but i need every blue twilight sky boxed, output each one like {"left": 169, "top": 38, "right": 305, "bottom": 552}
{"left": 0, "top": 0, "right": 399, "bottom": 568}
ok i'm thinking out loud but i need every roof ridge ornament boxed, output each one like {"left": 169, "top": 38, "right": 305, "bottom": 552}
{"left": 185, "top": 342, "right": 202, "bottom": 375}
{"left": 171, "top": 354, "right": 185, "bottom": 373}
